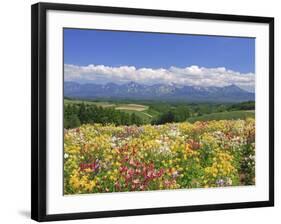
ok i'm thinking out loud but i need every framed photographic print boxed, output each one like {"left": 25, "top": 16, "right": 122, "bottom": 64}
{"left": 31, "top": 2, "right": 274, "bottom": 222}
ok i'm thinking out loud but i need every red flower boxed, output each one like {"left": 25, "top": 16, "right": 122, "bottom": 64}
{"left": 187, "top": 139, "right": 201, "bottom": 150}
{"left": 79, "top": 160, "right": 100, "bottom": 172}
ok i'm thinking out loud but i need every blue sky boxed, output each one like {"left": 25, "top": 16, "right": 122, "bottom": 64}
{"left": 64, "top": 28, "right": 255, "bottom": 91}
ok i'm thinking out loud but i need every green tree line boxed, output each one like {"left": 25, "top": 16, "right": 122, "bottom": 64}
{"left": 64, "top": 100, "right": 255, "bottom": 128}
{"left": 64, "top": 103, "right": 143, "bottom": 129}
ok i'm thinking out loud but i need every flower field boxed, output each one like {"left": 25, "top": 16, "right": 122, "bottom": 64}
{"left": 64, "top": 119, "right": 255, "bottom": 194}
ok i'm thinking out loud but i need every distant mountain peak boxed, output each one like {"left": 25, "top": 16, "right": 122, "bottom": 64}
{"left": 125, "top": 81, "right": 142, "bottom": 87}
{"left": 227, "top": 83, "right": 241, "bottom": 88}
{"left": 64, "top": 81, "right": 254, "bottom": 102}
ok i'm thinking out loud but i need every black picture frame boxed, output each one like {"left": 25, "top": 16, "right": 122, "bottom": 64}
{"left": 31, "top": 2, "right": 274, "bottom": 222}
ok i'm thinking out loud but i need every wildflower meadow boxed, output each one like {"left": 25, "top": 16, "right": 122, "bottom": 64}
{"left": 64, "top": 118, "right": 255, "bottom": 194}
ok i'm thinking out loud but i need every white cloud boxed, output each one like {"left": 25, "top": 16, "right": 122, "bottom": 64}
{"left": 64, "top": 64, "right": 255, "bottom": 92}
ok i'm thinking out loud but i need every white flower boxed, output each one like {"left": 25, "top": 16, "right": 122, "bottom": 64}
{"left": 155, "top": 139, "right": 162, "bottom": 144}
{"left": 172, "top": 171, "right": 179, "bottom": 178}
{"left": 226, "top": 178, "right": 233, "bottom": 186}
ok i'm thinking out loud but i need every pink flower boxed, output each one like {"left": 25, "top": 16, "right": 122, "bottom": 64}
{"left": 127, "top": 168, "right": 134, "bottom": 176}
{"left": 132, "top": 179, "right": 140, "bottom": 184}
{"left": 114, "top": 182, "right": 121, "bottom": 190}
{"left": 129, "top": 159, "right": 136, "bottom": 166}
{"left": 119, "top": 166, "right": 128, "bottom": 173}
{"left": 146, "top": 171, "right": 153, "bottom": 178}
{"left": 164, "top": 180, "right": 170, "bottom": 187}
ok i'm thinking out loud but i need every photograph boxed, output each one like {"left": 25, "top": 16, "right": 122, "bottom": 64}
{"left": 63, "top": 28, "right": 256, "bottom": 195}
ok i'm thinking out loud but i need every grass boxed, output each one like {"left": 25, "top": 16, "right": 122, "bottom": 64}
{"left": 187, "top": 110, "right": 255, "bottom": 123}
{"left": 115, "top": 104, "right": 149, "bottom": 111}
{"left": 64, "top": 99, "right": 116, "bottom": 108}
{"left": 118, "top": 110, "right": 153, "bottom": 123}
{"left": 64, "top": 99, "right": 148, "bottom": 111}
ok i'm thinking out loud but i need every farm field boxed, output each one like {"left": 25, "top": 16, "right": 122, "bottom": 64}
{"left": 64, "top": 99, "right": 116, "bottom": 108}
{"left": 64, "top": 99, "right": 155, "bottom": 122}
{"left": 115, "top": 104, "right": 149, "bottom": 111}
{"left": 187, "top": 111, "right": 255, "bottom": 123}
{"left": 64, "top": 119, "right": 255, "bottom": 194}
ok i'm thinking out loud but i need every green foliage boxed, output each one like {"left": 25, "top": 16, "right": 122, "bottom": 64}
{"left": 64, "top": 103, "right": 145, "bottom": 128}
{"left": 130, "top": 113, "right": 143, "bottom": 125}
{"left": 153, "top": 111, "right": 175, "bottom": 124}
{"left": 187, "top": 111, "right": 255, "bottom": 123}
{"left": 228, "top": 101, "right": 255, "bottom": 111}
{"left": 64, "top": 98, "right": 255, "bottom": 128}
{"left": 64, "top": 114, "right": 81, "bottom": 129}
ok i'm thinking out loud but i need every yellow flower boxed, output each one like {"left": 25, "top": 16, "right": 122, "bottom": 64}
{"left": 69, "top": 174, "right": 80, "bottom": 190}
{"left": 115, "top": 161, "right": 121, "bottom": 167}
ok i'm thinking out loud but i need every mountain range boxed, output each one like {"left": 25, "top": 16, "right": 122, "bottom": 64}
{"left": 64, "top": 81, "right": 255, "bottom": 102}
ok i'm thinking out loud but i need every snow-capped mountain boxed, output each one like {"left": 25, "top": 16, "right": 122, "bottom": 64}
{"left": 64, "top": 81, "right": 255, "bottom": 102}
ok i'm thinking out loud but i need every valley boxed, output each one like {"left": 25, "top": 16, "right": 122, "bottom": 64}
{"left": 64, "top": 98, "right": 255, "bottom": 128}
